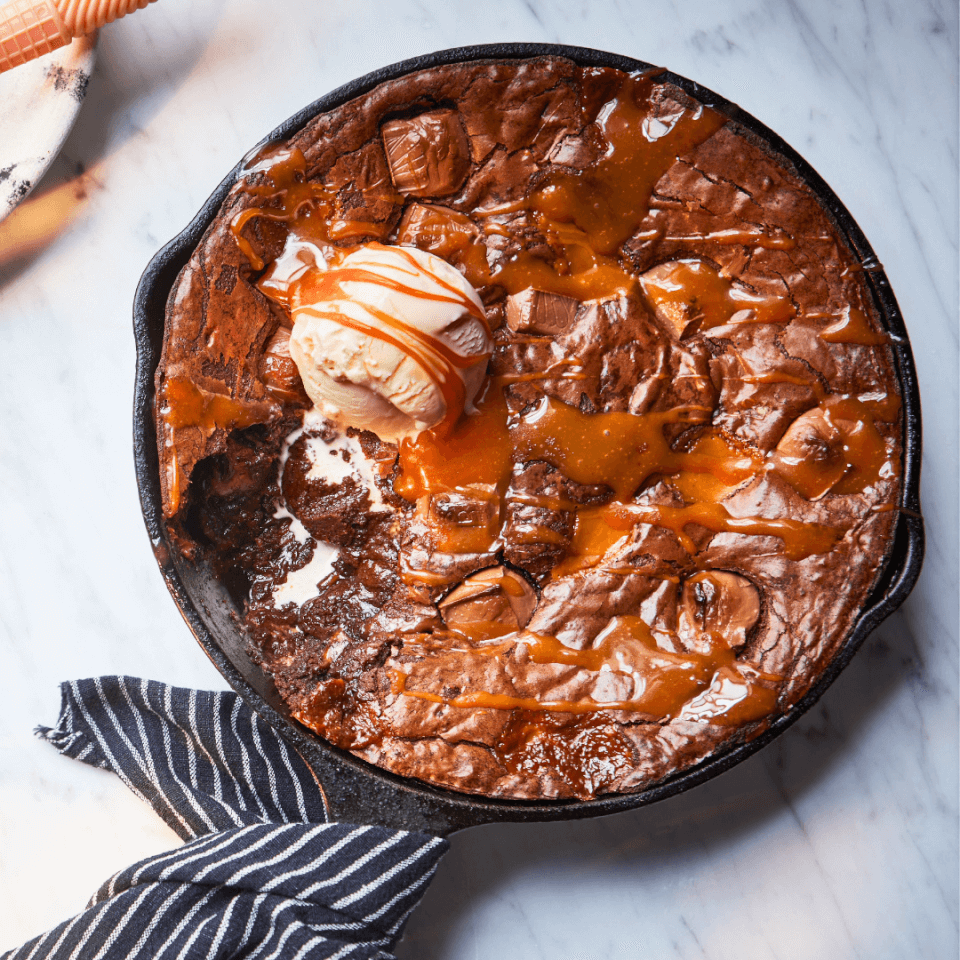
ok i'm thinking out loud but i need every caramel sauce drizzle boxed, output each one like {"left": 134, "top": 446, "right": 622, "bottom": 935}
{"left": 499, "top": 358, "right": 588, "bottom": 384}
{"left": 402, "top": 72, "right": 728, "bottom": 302}
{"left": 230, "top": 145, "right": 397, "bottom": 270}
{"left": 529, "top": 76, "right": 726, "bottom": 259}
{"left": 819, "top": 306, "right": 889, "bottom": 345}
{"left": 230, "top": 147, "right": 335, "bottom": 271}
{"left": 662, "top": 228, "right": 798, "bottom": 250}
{"left": 510, "top": 397, "right": 758, "bottom": 500}
{"left": 582, "top": 501, "right": 840, "bottom": 565}
{"left": 856, "top": 391, "right": 901, "bottom": 423}
{"left": 426, "top": 484, "right": 503, "bottom": 555}
{"left": 397, "top": 386, "right": 757, "bottom": 503}
{"left": 160, "top": 376, "right": 274, "bottom": 435}
{"left": 395, "top": 379, "right": 513, "bottom": 500}
{"left": 394, "top": 617, "right": 778, "bottom": 724}
{"left": 510, "top": 492, "right": 581, "bottom": 511}
{"left": 639, "top": 259, "right": 796, "bottom": 331}
{"left": 737, "top": 368, "right": 901, "bottom": 427}
{"left": 732, "top": 354, "right": 898, "bottom": 501}
{"left": 395, "top": 371, "right": 888, "bottom": 568}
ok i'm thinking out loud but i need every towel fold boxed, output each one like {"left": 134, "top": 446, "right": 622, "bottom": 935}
{"left": 2, "top": 678, "right": 448, "bottom": 960}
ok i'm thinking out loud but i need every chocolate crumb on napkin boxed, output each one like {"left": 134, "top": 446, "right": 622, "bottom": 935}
{"left": 2, "top": 677, "right": 447, "bottom": 960}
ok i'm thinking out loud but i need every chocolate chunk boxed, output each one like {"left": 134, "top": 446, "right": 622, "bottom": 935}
{"left": 505, "top": 288, "right": 580, "bottom": 335}
{"left": 638, "top": 261, "right": 703, "bottom": 339}
{"left": 396, "top": 201, "right": 480, "bottom": 250}
{"left": 429, "top": 489, "right": 499, "bottom": 529}
{"left": 394, "top": 202, "right": 489, "bottom": 287}
{"left": 771, "top": 407, "right": 848, "bottom": 500}
{"left": 501, "top": 499, "right": 574, "bottom": 580}
{"left": 324, "top": 140, "right": 402, "bottom": 236}
{"left": 382, "top": 109, "right": 471, "bottom": 197}
{"left": 439, "top": 566, "right": 538, "bottom": 635}
{"left": 398, "top": 510, "right": 499, "bottom": 591}
{"left": 260, "top": 326, "right": 309, "bottom": 405}
{"left": 395, "top": 485, "right": 502, "bottom": 586}
{"left": 681, "top": 571, "right": 761, "bottom": 651}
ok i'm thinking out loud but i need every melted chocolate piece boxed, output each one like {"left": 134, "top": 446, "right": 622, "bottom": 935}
{"left": 680, "top": 570, "right": 761, "bottom": 653}
{"left": 260, "top": 326, "right": 310, "bottom": 405}
{"left": 439, "top": 566, "right": 539, "bottom": 638}
{"left": 505, "top": 289, "right": 580, "bottom": 336}
{"left": 382, "top": 109, "right": 472, "bottom": 197}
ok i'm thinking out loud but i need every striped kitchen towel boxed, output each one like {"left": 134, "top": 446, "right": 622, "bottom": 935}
{"left": 2, "top": 678, "right": 448, "bottom": 960}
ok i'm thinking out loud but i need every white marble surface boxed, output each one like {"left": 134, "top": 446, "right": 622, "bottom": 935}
{"left": 0, "top": 0, "right": 956, "bottom": 955}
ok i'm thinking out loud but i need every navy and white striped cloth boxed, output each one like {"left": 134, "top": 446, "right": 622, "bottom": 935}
{"left": 2, "top": 678, "right": 448, "bottom": 960}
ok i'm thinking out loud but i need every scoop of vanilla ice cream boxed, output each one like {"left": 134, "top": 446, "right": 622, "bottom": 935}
{"left": 288, "top": 244, "right": 492, "bottom": 443}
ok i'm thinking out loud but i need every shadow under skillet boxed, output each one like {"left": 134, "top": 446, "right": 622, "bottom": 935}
{"left": 0, "top": 8, "right": 222, "bottom": 286}
{"left": 395, "top": 610, "right": 921, "bottom": 958}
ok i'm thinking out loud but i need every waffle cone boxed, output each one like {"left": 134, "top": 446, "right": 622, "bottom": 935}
{"left": 0, "top": 0, "right": 71, "bottom": 72}
{"left": 0, "top": 0, "right": 156, "bottom": 73}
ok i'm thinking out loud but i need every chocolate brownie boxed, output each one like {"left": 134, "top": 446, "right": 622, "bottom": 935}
{"left": 155, "top": 58, "right": 902, "bottom": 800}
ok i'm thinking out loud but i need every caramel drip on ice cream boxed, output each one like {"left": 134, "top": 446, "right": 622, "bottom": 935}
{"left": 305, "top": 245, "right": 486, "bottom": 325}
{"left": 292, "top": 244, "right": 491, "bottom": 435}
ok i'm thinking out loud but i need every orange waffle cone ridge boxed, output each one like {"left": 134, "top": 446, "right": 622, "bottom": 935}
{"left": 0, "top": 0, "right": 71, "bottom": 72}
{"left": 58, "top": 0, "right": 153, "bottom": 36}
{"left": 0, "top": 0, "right": 157, "bottom": 72}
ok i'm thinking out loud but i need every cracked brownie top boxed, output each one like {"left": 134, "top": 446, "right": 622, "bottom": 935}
{"left": 155, "top": 57, "right": 902, "bottom": 800}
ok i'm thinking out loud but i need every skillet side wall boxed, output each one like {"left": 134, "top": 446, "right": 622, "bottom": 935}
{"left": 133, "top": 43, "right": 923, "bottom": 836}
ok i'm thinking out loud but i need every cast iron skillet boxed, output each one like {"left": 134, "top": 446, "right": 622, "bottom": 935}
{"left": 133, "top": 43, "right": 924, "bottom": 837}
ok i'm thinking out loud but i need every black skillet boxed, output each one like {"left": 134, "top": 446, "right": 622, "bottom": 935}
{"left": 133, "top": 43, "right": 924, "bottom": 838}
